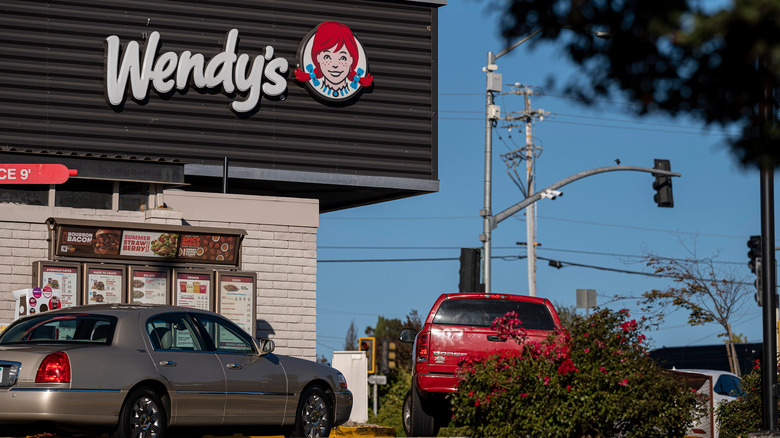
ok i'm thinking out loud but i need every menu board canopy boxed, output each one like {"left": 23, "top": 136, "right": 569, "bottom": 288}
{"left": 47, "top": 218, "right": 245, "bottom": 266}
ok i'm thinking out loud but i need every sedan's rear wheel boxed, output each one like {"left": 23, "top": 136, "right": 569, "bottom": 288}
{"left": 113, "top": 387, "right": 166, "bottom": 438}
{"left": 290, "top": 386, "right": 332, "bottom": 437}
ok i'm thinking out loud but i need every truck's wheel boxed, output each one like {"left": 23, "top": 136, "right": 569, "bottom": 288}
{"left": 409, "top": 384, "right": 439, "bottom": 437}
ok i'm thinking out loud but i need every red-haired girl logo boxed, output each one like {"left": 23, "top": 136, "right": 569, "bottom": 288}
{"left": 295, "top": 21, "right": 373, "bottom": 102}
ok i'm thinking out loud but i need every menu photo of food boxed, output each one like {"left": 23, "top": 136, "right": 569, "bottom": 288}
{"left": 120, "top": 231, "right": 180, "bottom": 259}
{"left": 93, "top": 229, "right": 122, "bottom": 255}
{"left": 179, "top": 234, "right": 237, "bottom": 262}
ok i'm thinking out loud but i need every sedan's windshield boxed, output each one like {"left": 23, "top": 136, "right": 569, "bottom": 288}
{"left": 432, "top": 299, "right": 556, "bottom": 330}
{"left": 0, "top": 313, "right": 117, "bottom": 345}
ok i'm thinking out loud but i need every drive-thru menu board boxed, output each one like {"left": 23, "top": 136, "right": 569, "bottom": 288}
{"left": 216, "top": 272, "right": 256, "bottom": 335}
{"left": 174, "top": 270, "right": 213, "bottom": 311}
{"left": 34, "top": 261, "right": 80, "bottom": 308}
{"left": 84, "top": 265, "right": 124, "bottom": 304}
{"left": 129, "top": 268, "right": 169, "bottom": 305}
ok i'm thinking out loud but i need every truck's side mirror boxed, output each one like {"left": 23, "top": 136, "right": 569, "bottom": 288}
{"left": 399, "top": 328, "right": 417, "bottom": 343}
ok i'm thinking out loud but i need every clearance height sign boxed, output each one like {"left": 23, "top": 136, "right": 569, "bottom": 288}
{"left": 0, "top": 164, "right": 76, "bottom": 184}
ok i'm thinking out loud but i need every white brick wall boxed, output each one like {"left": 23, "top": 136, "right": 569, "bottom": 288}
{"left": 0, "top": 192, "right": 320, "bottom": 361}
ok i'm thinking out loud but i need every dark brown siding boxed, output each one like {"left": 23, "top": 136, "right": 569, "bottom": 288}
{"left": 0, "top": 0, "right": 439, "bottom": 204}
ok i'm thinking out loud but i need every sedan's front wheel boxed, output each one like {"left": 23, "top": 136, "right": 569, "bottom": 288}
{"left": 290, "top": 386, "right": 333, "bottom": 437}
{"left": 113, "top": 387, "right": 167, "bottom": 438}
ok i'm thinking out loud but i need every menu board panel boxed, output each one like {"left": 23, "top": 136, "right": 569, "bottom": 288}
{"left": 174, "top": 270, "right": 213, "bottom": 311}
{"left": 84, "top": 265, "right": 125, "bottom": 304}
{"left": 129, "top": 268, "right": 169, "bottom": 305}
{"left": 179, "top": 234, "right": 238, "bottom": 263}
{"left": 216, "top": 272, "right": 256, "bottom": 335}
{"left": 35, "top": 261, "right": 80, "bottom": 308}
{"left": 120, "top": 231, "right": 179, "bottom": 259}
{"left": 54, "top": 224, "right": 241, "bottom": 266}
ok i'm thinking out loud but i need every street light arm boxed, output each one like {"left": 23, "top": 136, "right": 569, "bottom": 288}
{"left": 491, "top": 165, "right": 681, "bottom": 227}
{"left": 495, "top": 28, "right": 543, "bottom": 60}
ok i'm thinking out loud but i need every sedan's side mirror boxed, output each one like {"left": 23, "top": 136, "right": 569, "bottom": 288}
{"left": 399, "top": 328, "right": 417, "bottom": 343}
{"left": 258, "top": 338, "right": 275, "bottom": 355}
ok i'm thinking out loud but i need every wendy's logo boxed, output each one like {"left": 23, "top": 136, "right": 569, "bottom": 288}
{"left": 295, "top": 21, "right": 373, "bottom": 102}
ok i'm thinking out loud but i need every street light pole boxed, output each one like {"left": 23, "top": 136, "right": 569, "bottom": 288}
{"left": 481, "top": 28, "right": 607, "bottom": 294}
{"left": 481, "top": 30, "right": 542, "bottom": 294}
{"left": 481, "top": 50, "right": 498, "bottom": 294}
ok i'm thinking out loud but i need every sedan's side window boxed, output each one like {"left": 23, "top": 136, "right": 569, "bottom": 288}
{"left": 146, "top": 313, "right": 205, "bottom": 351}
{"left": 194, "top": 314, "right": 255, "bottom": 355}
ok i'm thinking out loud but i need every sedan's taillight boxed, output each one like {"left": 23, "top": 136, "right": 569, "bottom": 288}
{"left": 36, "top": 352, "right": 71, "bottom": 383}
{"left": 416, "top": 331, "right": 429, "bottom": 363}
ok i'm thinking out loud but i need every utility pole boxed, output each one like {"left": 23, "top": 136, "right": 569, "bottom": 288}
{"left": 501, "top": 85, "right": 547, "bottom": 296}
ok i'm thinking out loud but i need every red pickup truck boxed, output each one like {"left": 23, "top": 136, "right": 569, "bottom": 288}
{"left": 399, "top": 292, "right": 563, "bottom": 437}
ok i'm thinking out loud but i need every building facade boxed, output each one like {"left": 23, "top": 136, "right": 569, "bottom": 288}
{"left": 0, "top": 0, "right": 442, "bottom": 360}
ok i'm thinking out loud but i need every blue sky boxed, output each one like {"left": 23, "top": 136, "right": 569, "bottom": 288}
{"left": 314, "top": 1, "right": 769, "bottom": 360}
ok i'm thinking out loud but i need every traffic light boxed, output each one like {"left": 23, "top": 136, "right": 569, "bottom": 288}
{"left": 459, "top": 247, "right": 482, "bottom": 292}
{"left": 388, "top": 341, "right": 397, "bottom": 370}
{"left": 652, "top": 159, "right": 674, "bottom": 208}
{"left": 380, "top": 340, "right": 397, "bottom": 374}
{"left": 358, "top": 337, "right": 376, "bottom": 374}
{"left": 748, "top": 235, "right": 763, "bottom": 305}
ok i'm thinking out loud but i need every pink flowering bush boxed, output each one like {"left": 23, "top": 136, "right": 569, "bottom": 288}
{"left": 450, "top": 308, "right": 702, "bottom": 437}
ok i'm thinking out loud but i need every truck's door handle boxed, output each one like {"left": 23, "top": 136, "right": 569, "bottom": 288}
{"left": 159, "top": 360, "right": 177, "bottom": 367}
{"left": 227, "top": 363, "right": 243, "bottom": 370}
{"left": 487, "top": 335, "right": 505, "bottom": 342}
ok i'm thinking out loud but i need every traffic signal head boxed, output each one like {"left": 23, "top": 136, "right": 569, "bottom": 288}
{"left": 459, "top": 247, "right": 482, "bottom": 292}
{"left": 652, "top": 159, "right": 674, "bottom": 208}
{"left": 748, "top": 235, "right": 761, "bottom": 274}
{"left": 358, "top": 336, "right": 376, "bottom": 374}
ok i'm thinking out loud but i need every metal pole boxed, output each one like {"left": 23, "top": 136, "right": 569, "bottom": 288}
{"left": 373, "top": 382, "right": 378, "bottom": 416}
{"left": 482, "top": 51, "right": 496, "bottom": 294}
{"left": 524, "top": 90, "right": 537, "bottom": 297}
{"left": 759, "top": 54, "right": 777, "bottom": 430}
{"left": 760, "top": 162, "right": 777, "bottom": 430}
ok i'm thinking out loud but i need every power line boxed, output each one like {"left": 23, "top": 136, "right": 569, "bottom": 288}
{"left": 321, "top": 213, "right": 750, "bottom": 241}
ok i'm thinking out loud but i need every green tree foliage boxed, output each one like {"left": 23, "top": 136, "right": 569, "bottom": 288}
{"left": 450, "top": 308, "right": 703, "bottom": 438}
{"left": 718, "top": 360, "right": 780, "bottom": 437}
{"left": 364, "top": 310, "right": 422, "bottom": 372}
{"left": 493, "top": 0, "right": 780, "bottom": 168}
{"left": 367, "top": 367, "right": 411, "bottom": 435}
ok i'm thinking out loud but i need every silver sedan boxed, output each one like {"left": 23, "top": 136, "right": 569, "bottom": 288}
{"left": 0, "top": 304, "right": 352, "bottom": 438}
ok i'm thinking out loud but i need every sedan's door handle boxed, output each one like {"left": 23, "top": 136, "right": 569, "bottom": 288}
{"left": 487, "top": 335, "right": 505, "bottom": 342}
{"left": 226, "top": 363, "right": 243, "bottom": 370}
{"left": 159, "top": 360, "right": 177, "bottom": 367}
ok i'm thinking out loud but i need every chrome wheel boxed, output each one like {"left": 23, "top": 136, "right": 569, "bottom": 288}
{"left": 129, "top": 395, "right": 162, "bottom": 438}
{"left": 300, "top": 389, "right": 331, "bottom": 437}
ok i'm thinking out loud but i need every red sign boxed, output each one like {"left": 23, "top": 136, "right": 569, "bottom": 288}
{"left": 0, "top": 164, "right": 77, "bottom": 184}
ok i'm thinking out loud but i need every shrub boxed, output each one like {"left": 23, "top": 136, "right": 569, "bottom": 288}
{"left": 717, "top": 360, "right": 778, "bottom": 437}
{"left": 450, "top": 308, "right": 703, "bottom": 438}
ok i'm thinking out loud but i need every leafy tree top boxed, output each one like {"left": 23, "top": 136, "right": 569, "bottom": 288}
{"left": 495, "top": 0, "right": 780, "bottom": 167}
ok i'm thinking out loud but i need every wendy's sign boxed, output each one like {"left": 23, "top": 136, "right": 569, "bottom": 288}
{"left": 295, "top": 21, "right": 373, "bottom": 102}
{"left": 104, "top": 29, "right": 289, "bottom": 113}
